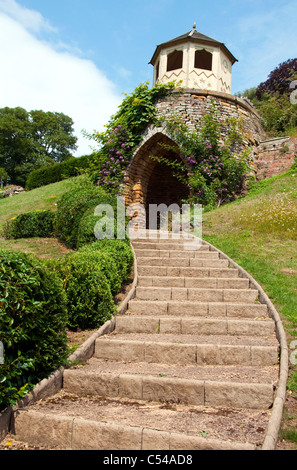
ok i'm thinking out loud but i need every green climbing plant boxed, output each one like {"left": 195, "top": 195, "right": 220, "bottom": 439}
{"left": 84, "top": 81, "right": 177, "bottom": 194}
{"left": 151, "top": 101, "right": 252, "bottom": 210}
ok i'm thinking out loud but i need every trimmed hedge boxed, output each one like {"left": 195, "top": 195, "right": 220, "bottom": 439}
{"left": 26, "top": 154, "right": 96, "bottom": 190}
{"left": 3, "top": 210, "right": 55, "bottom": 239}
{"left": 79, "top": 239, "right": 134, "bottom": 284}
{"left": 49, "top": 238, "right": 134, "bottom": 330}
{"left": 51, "top": 252, "right": 116, "bottom": 331}
{"left": 54, "top": 184, "right": 118, "bottom": 249}
{"left": 0, "top": 250, "right": 68, "bottom": 410}
{"left": 78, "top": 238, "right": 134, "bottom": 293}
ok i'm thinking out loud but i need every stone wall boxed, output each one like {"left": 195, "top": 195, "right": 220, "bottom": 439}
{"left": 124, "top": 89, "right": 296, "bottom": 213}
{"left": 155, "top": 89, "right": 266, "bottom": 146}
{"left": 255, "top": 136, "right": 297, "bottom": 180}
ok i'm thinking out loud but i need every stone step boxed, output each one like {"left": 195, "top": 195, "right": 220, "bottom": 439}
{"left": 13, "top": 395, "right": 264, "bottom": 450}
{"left": 135, "top": 286, "right": 258, "bottom": 303}
{"left": 136, "top": 257, "right": 229, "bottom": 268}
{"left": 137, "top": 266, "right": 239, "bottom": 278}
{"left": 134, "top": 249, "right": 219, "bottom": 259}
{"left": 115, "top": 315, "right": 276, "bottom": 337}
{"left": 132, "top": 241, "right": 210, "bottom": 251}
{"left": 128, "top": 300, "right": 268, "bottom": 318}
{"left": 94, "top": 336, "right": 279, "bottom": 367}
{"left": 62, "top": 371, "right": 275, "bottom": 412}
{"left": 131, "top": 231, "right": 199, "bottom": 241}
{"left": 138, "top": 276, "right": 249, "bottom": 289}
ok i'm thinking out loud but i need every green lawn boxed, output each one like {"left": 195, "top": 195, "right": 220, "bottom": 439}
{"left": 0, "top": 177, "right": 81, "bottom": 229}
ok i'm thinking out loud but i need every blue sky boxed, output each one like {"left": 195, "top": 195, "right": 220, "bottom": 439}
{"left": 0, "top": 0, "right": 296, "bottom": 155}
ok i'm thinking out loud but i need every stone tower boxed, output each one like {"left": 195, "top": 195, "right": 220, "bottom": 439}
{"left": 124, "top": 26, "right": 269, "bottom": 216}
{"left": 149, "top": 24, "right": 237, "bottom": 94}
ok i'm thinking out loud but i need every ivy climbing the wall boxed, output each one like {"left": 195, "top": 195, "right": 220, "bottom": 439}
{"left": 89, "top": 83, "right": 252, "bottom": 210}
{"left": 85, "top": 81, "right": 177, "bottom": 194}
{"left": 153, "top": 101, "right": 253, "bottom": 210}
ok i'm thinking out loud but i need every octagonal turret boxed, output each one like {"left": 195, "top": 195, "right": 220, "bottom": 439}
{"left": 150, "top": 25, "right": 237, "bottom": 94}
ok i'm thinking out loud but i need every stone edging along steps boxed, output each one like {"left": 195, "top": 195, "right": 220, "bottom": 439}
{"left": 0, "top": 232, "right": 288, "bottom": 450}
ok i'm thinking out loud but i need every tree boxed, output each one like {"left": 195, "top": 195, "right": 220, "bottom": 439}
{"left": 256, "top": 59, "right": 297, "bottom": 99}
{"left": 0, "top": 107, "right": 78, "bottom": 185}
{"left": 30, "top": 110, "right": 78, "bottom": 162}
{"left": 0, "top": 167, "right": 9, "bottom": 188}
{"left": 0, "top": 107, "right": 35, "bottom": 183}
{"left": 238, "top": 60, "right": 297, "bottom": 136}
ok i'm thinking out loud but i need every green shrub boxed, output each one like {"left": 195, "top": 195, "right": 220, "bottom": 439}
{"left": 3, "top": 210, "right": 55, "bottom": 239}
{"left": 54, "top": 183, "right": 118, "bottom": 248}
{"left": 0, "top": 250, "right": 68, "bottom": 410}
{"left": 26, "top": 154, "right": 96, "bottom": 190}
{"left": 79, "top": 238, "right": 134, "bottom": 285}
{"left": 52, "top": 252, "right": 116, "bottom": 331}
{"left": 79, "top": 249, "right": 121, "bottom": 295}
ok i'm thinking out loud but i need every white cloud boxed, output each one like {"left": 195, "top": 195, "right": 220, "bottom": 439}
{"left": 0, "top": 0, "right": 56, "bottom": 33}
{"left": 0, "top": 3, "right": 122, "bottom": 156}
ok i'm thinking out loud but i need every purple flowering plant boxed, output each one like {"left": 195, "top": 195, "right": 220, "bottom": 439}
{"left": 86, "top": 82, "right": 176, "bottom": 194}
{"left": 158, "top": 102, "right": 252, "bottom": 209}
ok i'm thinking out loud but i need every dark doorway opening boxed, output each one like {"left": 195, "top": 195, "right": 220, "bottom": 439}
{"left": 145, "top": 156, "right": 189, "bottom": 229}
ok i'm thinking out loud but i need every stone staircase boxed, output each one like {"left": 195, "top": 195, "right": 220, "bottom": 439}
{"left": 11, "top": 232, "right": 280, "bottom": 450}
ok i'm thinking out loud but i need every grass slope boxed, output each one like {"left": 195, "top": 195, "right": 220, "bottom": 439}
{"left": 0, "top": 176, "right": 82, "bottom": 256}
{"left": 0, "top": 177, "right": 80, "bottom": 229}
{"left": 202, "top": 169, "right": 297, "bottom": 448}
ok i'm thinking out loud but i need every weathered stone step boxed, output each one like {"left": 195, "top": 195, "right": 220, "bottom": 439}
{"left": 134, "top": 249, "right": 219, "bottom": 259}
{"left": 137, "top": 257, "right": 229, "bottom": 268}
{"left": 68, "top": 357, "right": 279, "bottom": 385}
{"left": 63, "top": 366, "right": 275, "bottom": 410}
{"left": 13, "top": 394, "right": 265, "bottom": 450}
{"left": 128, "top": 300, "right": 268, "bottom": 318}
{"left": 138, "top": 276, "right": 249, "bottom": 289}
{"left": 94, "top": 336, "right": 279, "bottom": 367}
{"left": 131, "top": 231, "right": 199, "bottom": 241}
{"left": 135, "top": 286, "right": 258, "bottom": 303}
{"left": 132, "top": 241, "right": 210, "bottom": 251}
{"left": 115, "top": 315, "right": 275, "bottom": 337}
{"left": 138, "top": 266, "right": 239, "bottom": 278}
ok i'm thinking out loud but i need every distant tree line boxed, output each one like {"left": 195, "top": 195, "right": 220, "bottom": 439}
{"left": 0, "top": 107, "right": 78, "bottom": 187}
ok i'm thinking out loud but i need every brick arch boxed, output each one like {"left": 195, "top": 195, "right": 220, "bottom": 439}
{"left": 124, "top": 129, "right": 189, "bottom": 219}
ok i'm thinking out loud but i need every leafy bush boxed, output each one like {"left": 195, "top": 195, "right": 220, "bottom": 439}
{"left": 256, "top": 59, "right": 297, "bottom": 99}
{"left": 86, "top": 81, "right": 176, "bottom": 194}
{"left": 78, "top": 238, "right": 134, "bottom": 288}
{"left": 0, "top": 250, "right": 68, "bottom": 410}
{"left": 54, "top": 182, "right": 119, "bottom": 249}
{"left": 26, "top": 154, "right": 96, "bottom": 190}
{"left": 52, "top": 251, "right": 116, "bottom": 331}
{"left": 3, "top": 210, "right": 55, "bottom": 239}
{"left": 155, "top": 103, "right": 251, "bottom": 209}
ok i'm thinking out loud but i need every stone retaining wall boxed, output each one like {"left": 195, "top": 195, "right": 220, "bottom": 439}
{"left": 255, "top": 136, "right": 297, "bottom": 180}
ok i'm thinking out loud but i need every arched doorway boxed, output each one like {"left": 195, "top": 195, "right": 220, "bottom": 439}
{"left": 125, "top": 130, "right": 189, "bottom": 228}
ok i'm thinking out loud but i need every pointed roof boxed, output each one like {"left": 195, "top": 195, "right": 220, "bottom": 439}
{"left": 149, "top": 27, "right": 238, "bottom": 66}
